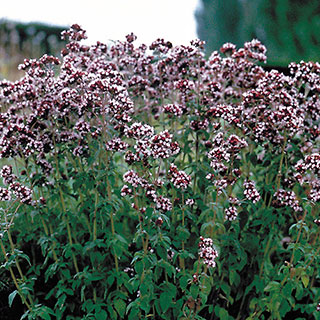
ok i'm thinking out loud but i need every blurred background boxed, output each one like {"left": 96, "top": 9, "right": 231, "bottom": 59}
{"left": 1, "top": 0, "right": 320, "bottom": 80}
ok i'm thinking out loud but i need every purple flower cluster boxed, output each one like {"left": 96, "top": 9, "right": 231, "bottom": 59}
{"left": 168, "top": 164, "right": 191, "bottom": 189}
{"left": 308, "top": 180, "right": 320, "bottom": 203}
{"left": 124, "top": 122, "right": 154, "bottom": 140}
{"left": 9, "top": 182, "right": 33, "bottom": 205}
{"left": 198, "top": 236, "right": 218, "bottom": 268}
{"left": 120, "top": 185, "right": 133, "bottom": 197}
{"left": 225, "top": 206, "right": 238, "bottom": 221}
{"left": 106, "top": 138, "right": 129, "bottom": 152}
{"left": 0, "top": 165, "right": 16, "bottom": 185}
{"left": 295, "top": 154, "right": 320, "bottom": 177}
{"left": 122, "top": 170, "right": 172, "bottom": 212}
{"left": 273, "top": 189, "right": 302, "bottom": 212}
{"left": 243, "top": 180, "right": 261, "bottom": 203}
{"left": 185, "top": 198, "right": 195, "bottom": 206}
{"left": 206, "top": 133, "right": 247, "bottom": 194}
{"left": 163, "top": 104, "right": 184, "bottom": 117}
{"left": 0, "top": 24, "right": 135, "bottom": 162}
{"left": 0, "top": 165, "right": 32, "bottom": 204}
{"left": 155, "top": 195, "right": 172, "bottom": 212}
{"left": 295, "top": 154, "right": 320, "bottom": 203}
{"left": 0, "top": 187, "right": 11, "bottom": 201}
{"left": 150, "top": 130, "right": 180, "bottom": 159}
{"left": 123, "top": 170, "right": 147, "bottom": 188}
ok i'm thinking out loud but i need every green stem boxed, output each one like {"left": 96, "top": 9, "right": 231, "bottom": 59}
{"left": 93, "top": 190, "right": 99, "bottom": 241}
{"left": 276, "top": 134, "right": 287, "bottom": 190}
{"left": 0, "top": 239, "right": 33, "bottom": 311}
{"left": 259, "top": 221, "right": 275, "bottom": 278}
{"left": 193, "top": 132, "right": 199, "bottom": 194}
{"left": 281, "top": 210, "right": 307, "bottom": 286}
{"left": 52, "top": 136, "right": 80, "bottom": 274}
{"left": 180, "top": 194, "right": 186, "bottom": 272}
{"left": 106, "top": 154, "right": 119, "bottom": 273}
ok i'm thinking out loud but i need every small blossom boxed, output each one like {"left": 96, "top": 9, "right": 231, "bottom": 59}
{"left": 150, "top": 130, "right": 180, "bottom": 159}
{"left": 0, "top": 165, "right": 16, "bottom": 185}
{"left": 155, "top": 195, "right": 172, "bottom": 212}
{"left": 0, "top": 187, "right": 11, "bottom": 201}
{"left": 106, "top": 138, "right": 129, "bottom": 152}
{"left": 163, "top": 104, "right": 184, "bottom": 116}
{"left": 273, "top": 189, "right": 302, "bottom": 212}
{"left": 169, "top": 163, "right": 191, "bottom": 189}
{"left": 123, "top": 267, "right": 135, "bottom": 277}
{"left": 124, "top": 122, "right": 154, "bottom": 139}
{"left": 74, "top": 119, "right": 90, "bottom": 137}
{"left": 167, "top": 249, "right": 175, "bottom": 260}
{"left": 209, "top": 160, "right": 228, "bottom": 174}
{"left": 314, "top": 219, "right": 320, "bottom": 226}
{"left": 155, "top": 217, "right": 163, "bottom": 227}
{"left": 190, "top": 119, "right": 209, "bottom": 131}
{"left": 226, "top": 135, "right": 248, "bottom": 152}
{"left": 120, "top": 185, "right": 133, "bottom": 197}
{"left": 186, "top": 198, "right": 195, "bottom": 206}
{"left": 243, "top": 180, "right": 261, "bottom": 203}
{"left": 9, "top": 182, "right": 33, "bottom": 204}
{"left": 214, "top": 179, "right": 228, "bottom": 195}
{"left": 228, "top": 196, "right": 240, "bottom": 205}
{"left": 220, "top": 42, "right": 236, "bottom": 55}
{"left": 225, "top": 206, "right": 238, "bottom": 221}
{"left": 199, "top": 236, "right": 218, "bottom": 268}
{"left": 208, "top": 146, "right": 231, "bottom": 162}
{"left": 123, "top": 170, "right": 147, "bottom": 188}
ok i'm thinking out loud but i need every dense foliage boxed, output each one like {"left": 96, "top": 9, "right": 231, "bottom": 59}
{"left": 196, "top": 0, "right": 320, "bottom": 66}
{"left": 0, "top": 24, "right": 319, "bottom": 319}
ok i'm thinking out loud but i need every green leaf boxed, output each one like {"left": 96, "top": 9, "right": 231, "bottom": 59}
{"left": 13, "top": 249, "right": 31, "bottom": 266}
{"left": 95, "top": 309, "right": 108, "bottom": 320}
{"left": 301, "top": 274, "right": 309, "bottom": 288}
{"left": 190, "top": 284, "right": 199, "bottom": 299}
{"left": 179, "top": 275, "right": 189, "bottom": 291}
{"left": 114, "top": 299, "right": 126, "bottom": 318}
{"left": 220, "top": 282, "right": 230, "bottom": 296}
{"left": 140, "top": 296, "right": 151, "bottom": 313}
{"left": 176, "top": 226, "right": 190, "bottom": 242}
{"left": 279, "top": 299, "right": 290, "bottom": 317}
{"left": 134, "top": 260, "right": 144, "bottom": 275}
{"left": 229, "top": 269, "right": 240, "bottom": 286}
{"left": 264, "top": 281, "right": 280, "bottom": 292}
{"left": 282, "top": 281, "right": 294, "bottom": 297}
{"left": 156, "top": 246, "right": 167, "bottom": 260}
{"left": 214, "top": 306, "right": 229, "bottom": 319}
{"left": 8, "top": 290, "right": 18, "bottom": 307}
{"left": 201, "top": 276, "right": 212, "bottom": 296}
{"left": 160, "top": 292, "right": 171, "bottom": 313}
{"left": 127, "top": 304, "right": 139, "bottom": 320}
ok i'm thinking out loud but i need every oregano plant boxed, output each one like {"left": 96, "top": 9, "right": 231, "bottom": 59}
{"left": 0, "top": 24, "right": 319, "bottom": 320}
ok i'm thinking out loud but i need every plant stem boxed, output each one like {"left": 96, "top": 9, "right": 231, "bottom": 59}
{"left": 0, "top": 239, "right": 33, "bottom": 311}
{"left": 180, "top": 193, "right": 186, "bottom": 272}
{"left": 280, "top": 210, "right": 307, "bottom": 287}
{"left": 106, "top": 153, "right": 119, "bottom": 273}
{"left": 193, "top": 132, "right": 199, "bottom": 194}
{"left": 276, "top": 134, "right": 287, "bottom": 191}
{"left": 259, "top": 221, "right": 275, "bottom": 278}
